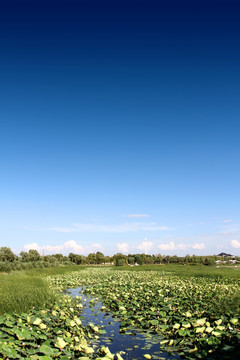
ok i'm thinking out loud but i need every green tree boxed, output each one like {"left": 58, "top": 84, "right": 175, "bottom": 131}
{"left": 170, "top": 255, "right": 179, "bottom": 263}
{"left": 96, "top": 252, "right": 105, "bottom": 264}
{"left": 53, "top": 254, "right": 64, "bottom": 263}
{"left": 28, "top": 249, "right": 41, "bottom": 262}
{"left": 86, "top": 253, "right": 96, "bottom": 264}
{"left": 20, "top": 251, "right": 30, "bottom": 262}
{"left": 144, "top": 254, "right": 154, "bottom": 264}
{"left": 127, "top": 256, "right": 134, "bottom": 265}
{"left": 116, "top": 258, "right": 126, "bottom": 266}
{"left": 114, "top": 253, "right": 127, "bottom": 266}
{"left": 0, "top": 247, "right": 15, "bottom": 262}
{"left": 104, "top": 255, "right": 111, "bottom": 263}
{"left": 154, "top": 254, "right": 163, "bottom": 264}
{"left": 134, "top": 254, "right": 143, "bottom": 265}
{"left": 184, "top": 254, "right": 191, "bottom": 263}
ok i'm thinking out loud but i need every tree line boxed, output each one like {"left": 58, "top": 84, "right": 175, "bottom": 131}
{"left": 0, "top": 246, "right": 238, "bottom": 272}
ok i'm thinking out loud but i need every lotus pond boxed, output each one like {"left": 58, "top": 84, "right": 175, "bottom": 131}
{"left": 0, "top": 267, "right": 240, "bottom": 359}
{"left": 65, "top": 286, "right": 178, "bottom": 359}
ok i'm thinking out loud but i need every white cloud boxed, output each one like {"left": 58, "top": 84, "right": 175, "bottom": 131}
{"left": 192, "top": 242, "right": 205, "bottom": 250}
{"left": 158, "top": 241, "right": 205, "bottom": 251}
{"left": 24, "top": 243, "right": 40, "bottom": 251}
{"left": 124, "top": 214, "right": 150, "bottom": 218}
{"left": 92, "top": 243, "right": 103, "bottom": 249}
{"left": 177, "top": 243, "right": 188, "bottom": 250}
{"left": 50, "top": 228, "right": 71, "bottom": 233}
{"left": 136, "top": 241, "right": 153, "bottom": 253}
{"left": 158, "top": 241, "right": 176, "bottom": 251}
{"left": 218, "top": 231, "right": 236, "bottom": 235}
{"left": 223, "top": 219, "right": 233, "bottom": 223}
{"left": 50, "top": 222, "right": 170, "bottom": 233}
{"left": 231, "top": 239, "right": 240, "bottom": 248}
{"left": 24, "top": 240, "right": 99, "bottom": 255}
{"left": 117, "top": 243, "right": 129, "bottom": 254}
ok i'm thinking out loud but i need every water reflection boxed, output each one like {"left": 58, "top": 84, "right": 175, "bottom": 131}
{"left": 66, "top": 287, "right": 179, "bottom": 360}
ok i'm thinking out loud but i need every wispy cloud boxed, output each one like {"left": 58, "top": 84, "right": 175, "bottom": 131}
{"left": 158, "top": 241, "right": 205, "bottom": 251}
{"left": 231, "top": 239, "right": 240, "bottom": 248}
{"left": 136, "top": 241, "right": 153, "bottom": 253}
{"left": 50, "top": 227, "right": 71, "bottom": 233}
{"left": 177, "top": 243, "right": 188, "bottom": 250}
{"left": 218, "top": 231, "right": 237, "bottom": 235}
{"left": 219, "top": 222, "right": 240, "bottom": 234}
{"left": 24, "top": 240, "right": 102, "bottom": 255}
{"left": 117, "top": 243, "right": 129, "bottom": 254}
{"left": 117, "top": 240, "right": 153, "bottom": 254}
{"left": 192, "top": 242, "right": 205, "bottom": 250}
{"left": 49, "top": 222, "right": 170, "bottom": 233}
{"left": 122, "top": 214, "right": 150, "bottom": 218}
{"left": 92, "top": 243, "right": 103, "bottom": 250}
{"left": 158, "top": 241, "right": 176, "bottom": 251}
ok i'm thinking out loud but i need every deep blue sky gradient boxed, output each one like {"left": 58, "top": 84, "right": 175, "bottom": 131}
{"left": 1, "top": 0, "right": 240, "bottom": 255}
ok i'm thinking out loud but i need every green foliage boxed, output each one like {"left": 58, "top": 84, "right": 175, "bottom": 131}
{"left": 127, "top": 256, "right": 134, "bottom": 265}
{"left": 0, "top": 293, "right": 120, "bottom": 359}
{"left": 116, "top": 259, "right": 125, "bottom": 266}
{"left": 19, "top": 251, "right": 29, "bottom": 262}
{"left": 96, "top": 251, "right": 105, "bottom": 264}
{"left": 48, "top": 268, "right": 240, "bottom": 358}
{"left": 69, "top": 253, "right": 86, "bottom": 264}
{"left": 28, "top": 249, "right": 41, "bottom": 261}
{"left": 1, "top": 267, "right": 240, "bottom": 359}
{"left": 1, "top": 245, "right": 239, "bottom": 274}
{"left": 0, "top": 247, "right": 15, "bottom": 262}
{"left": 113, "top": 253, "right": 127, "bottom": 266}
{"left": 0, "top": 274, "right": 55, "bottom": 314}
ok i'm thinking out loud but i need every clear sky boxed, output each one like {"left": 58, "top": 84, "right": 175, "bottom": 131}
{"left": 1, "top": 0, "right": 240, "bottom": 256}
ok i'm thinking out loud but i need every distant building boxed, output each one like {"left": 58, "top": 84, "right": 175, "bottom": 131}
{"left": 217, "top": 252, "right": 234, "bottom": 257}
{"left": 229, "top": 259, "right": 237, "bottom": 264}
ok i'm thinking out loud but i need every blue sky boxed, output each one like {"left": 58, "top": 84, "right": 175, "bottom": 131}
{"left": 1, "top": 0, "right": 240, "bottom": 256}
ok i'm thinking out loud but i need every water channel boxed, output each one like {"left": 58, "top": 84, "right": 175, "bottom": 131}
{"left": 66, "top": 287, "right": 179, "bottom": 360}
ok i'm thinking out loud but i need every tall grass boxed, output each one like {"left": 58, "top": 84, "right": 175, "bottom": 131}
{"left": 0, "top": 272, "right": 55, "bottom": 314}
{"left": 0, "top": 265, "right": 90, "bottom": 313}
{"left": 26, "top": 264, "right": 91, "bottom": 276}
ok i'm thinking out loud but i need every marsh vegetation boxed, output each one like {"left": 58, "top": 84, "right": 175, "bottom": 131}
{"left": 0, "top": 265, "right": 240, "bottom": 359}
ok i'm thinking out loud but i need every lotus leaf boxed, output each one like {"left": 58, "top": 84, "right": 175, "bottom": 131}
{"left": 212, "top": 331, "right": 222, "bottom": 337}
{"left": 173, "top": 323, "right": 181, "bottom": 329}
{"left": 55, "top": 337, "right": 67, "bottom": 349}
{"left": 33, "top": 318, "right": 42, "bottom": 325}
{"left": 195, "top": 327, "right": 205, "bottom": 333}
{"left": 143, "top": 354, "right": 151, "bottom": 359}
{"left": 205, "top": 327, "right": 213, "bottom": 333}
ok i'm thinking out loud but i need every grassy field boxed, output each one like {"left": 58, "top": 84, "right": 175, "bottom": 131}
{"left": 0, "top": 272, "right": 55, "bottom": 314}
{"left": 0, "top": 265, "right": 97, "bottom": 314}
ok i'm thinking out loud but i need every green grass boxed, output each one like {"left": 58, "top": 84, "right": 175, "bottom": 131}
{"left": 0, "top": 265, "right": 106, "bottom": 314}
{"left": 0, "top": 272, "right": 55, "bottom": 314}
{"left": 24, "top": 264, "right": 88, "bottom": 276}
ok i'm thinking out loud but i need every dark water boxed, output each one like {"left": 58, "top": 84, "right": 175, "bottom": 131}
{"left": 66, "top": 287, "right": 179, "bottom": 360}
